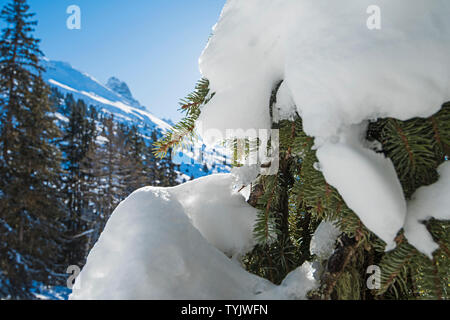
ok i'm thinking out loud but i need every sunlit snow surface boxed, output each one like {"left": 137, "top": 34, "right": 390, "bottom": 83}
{"left": 70, "top": 174, "right": 317, "bottom": 299}
{"left": 43, "top": 60, "right": 172, "bottom": 132}
{"left": 43, "top": 59, "right": 231, "bottom": 180}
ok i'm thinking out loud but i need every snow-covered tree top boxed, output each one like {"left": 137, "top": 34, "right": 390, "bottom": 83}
{"left": 198, "top": 0, "right": 450, "bottom": 252}
{"left": 70, "top": 174, "right": 317, "bottom": 299}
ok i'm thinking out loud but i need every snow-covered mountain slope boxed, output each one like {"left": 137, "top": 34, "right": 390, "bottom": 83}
{"left": 42, "top": 58, "right": 230, "bottom": 179}
{"left": 42, "top": 59, "right": 171, "bottom": 133}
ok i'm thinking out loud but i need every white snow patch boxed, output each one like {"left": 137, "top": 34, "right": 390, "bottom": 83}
{"left": 404, "top": 162, "right": 450, "bottom": 258}
{"left": 310, "top": 221, "right": 341, "bottom": 260}
{"left": 95, "top": 136, "right": 109, "bottom": 145}
{"left": 48, "top": 79, "right": 78, "bottom": 93}
{"left": 52, "top": 112, "right": 69, "bottom": 123}
{"left": 198, "top": 0, "right": 449, "bottom": 251}
{"left": 78, "top": 90, "right": 172, "bottom": 132}
{"left": 45, "top": 64, "right": 173, "bottom": 133}
{"left": 70, "top": 174, "right": 317, "bottom": 299}
{"left": 257, "top": 262, "right": 318, "bottom": 300}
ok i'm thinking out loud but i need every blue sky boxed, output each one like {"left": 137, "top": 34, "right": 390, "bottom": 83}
{"left": 4, "top": 0, "right": 225, "bottom": 121}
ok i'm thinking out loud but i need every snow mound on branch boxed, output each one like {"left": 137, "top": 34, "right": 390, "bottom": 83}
{"left": 171, "top": 174, "right": 257, "bottom": 257}
{"left": 70, "top": 174, "right": 317, "bottom": 299}
{"left": 310, "top": 221, "right": 341, "bottom": 260}
{"left": 199, "top": 0, "right": 450, "bottom": 136}
{"left": 404, "top": 162, "right": 450, "bottom": 258}
{"left": 316, "top": 124, "right": 407, "bottom": 249}
{"left": 198, "top": 0, "right": 450, "bottom": 251}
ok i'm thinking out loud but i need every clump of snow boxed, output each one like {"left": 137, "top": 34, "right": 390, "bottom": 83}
{"left": 198, "top": 0, "right": 450, "bottom": 252}
{"left": 70, "top": 174, "right": 317, "bottom": 300}
{"left": 42, "top": 60, "right": 173, "bottom": 132}
{"left": 404, "top": 162, "right": 450, "bottom": 258}
{"left": 231, "top": 164, "right": 260, "bottom": 189}
{"left": 310, "top": 221, "right": 341, "bottom": 260}
{"left": 316, "top": 124, "right": 407, "bottom": 250}
{"left": 171, "top": 174, "right": 257, "bottom": 257}
{"left": 275, "top": 82, "right": 297, "bottom": 121}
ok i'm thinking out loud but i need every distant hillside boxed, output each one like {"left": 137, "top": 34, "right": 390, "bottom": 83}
{"left": 41, "top": 58, "right": 230, "bottom": 180}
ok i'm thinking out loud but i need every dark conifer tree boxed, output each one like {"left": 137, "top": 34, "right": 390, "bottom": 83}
{"left": 0, "top": 0, "right": 64, "bottom": 299}
{"left": 60, "top": 95, "right": 97, "bottom": 268}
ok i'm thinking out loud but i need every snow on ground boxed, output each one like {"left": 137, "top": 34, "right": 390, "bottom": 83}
{"left": 198, "top": 0, "right": 450, "bottom": 251}
{"left": 404, "top": 162, "right": 450, "bottom": 258}
{"left": 70, "top": 174, "right": 317, "bottom": 299}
